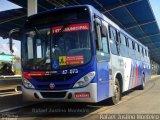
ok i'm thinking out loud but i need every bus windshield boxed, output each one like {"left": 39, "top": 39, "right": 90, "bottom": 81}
{"left": 22, "top": 23, "right": 91, "bottom": 70}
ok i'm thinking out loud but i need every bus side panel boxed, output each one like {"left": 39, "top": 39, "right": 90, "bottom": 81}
{"left": 123, "top": 57, "right": 132, "bottom": 91}
{"left": 126, "top": 60, "right": 145, "bottom": 90}
{"left": 140, "top": 61, "right": 150, "bottom": 83}
{"left": 137, "top": 61, "right": 143, "bottom": 87}
{"left": 140, "top": 61, "right": 147, "bottom": 87}
{"left": 127, "top": 60, "right": 142, "bottom": 89}
{"left": 144, "top": 62, "right": 151, "bottom": 81}
{"left": 122, "top": 58, "right": 144, "bottom": 91}
{"left": 110, "top": 55, "right": 124, "bottom": 92}
{"left": 138, "top": 61, "right": 142, "bottom": 86}
{"left": 97, "top": 62, "right": 110, "bottom": 102}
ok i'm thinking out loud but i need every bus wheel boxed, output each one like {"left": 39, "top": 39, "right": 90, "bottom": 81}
{"left": 139, "top": 74, "right": 145, "bottom": 90}
{"left": 111, "top": 78, "right": 121, "bottom": 105}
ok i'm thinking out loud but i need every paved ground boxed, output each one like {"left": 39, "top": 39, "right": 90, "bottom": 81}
{"left": 0, "top": 76, "right": 160, "bottom": 120}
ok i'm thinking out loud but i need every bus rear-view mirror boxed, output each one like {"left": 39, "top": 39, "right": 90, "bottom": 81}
{"left": 9, "top": 28, "right": 20, "bottom": 53}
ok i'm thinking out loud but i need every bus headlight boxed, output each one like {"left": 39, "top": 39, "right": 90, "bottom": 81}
{"left": 22, "top": 77, "right": 35, "bottom": 89}
{"left": 73, "top": 71, "right": 96, "bottom": 88}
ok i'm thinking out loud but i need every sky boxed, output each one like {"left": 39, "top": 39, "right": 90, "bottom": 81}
{"left": 0, "top": 0, "right": 21, "bottom": 12}
{"left": 0, "top": 37, "right": 21, "bottom": 57}
{"left": 0, "top": 0, "right": 160, "bottom": 57}
{"left": 149, "top": 0, "right": 160, "bottom": 28}
{"left": 0, "top": 0, "right": 21, "bottom": 57}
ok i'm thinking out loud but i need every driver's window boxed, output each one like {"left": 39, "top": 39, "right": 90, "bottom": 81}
{"left": 94, "top": 22, "right": 109, "bottom": 54}
{"left": 100, "top": 25, "right": 109, "bottom": 54}
{"left": 95, "top": 20, "right": 110, "bottom": 61}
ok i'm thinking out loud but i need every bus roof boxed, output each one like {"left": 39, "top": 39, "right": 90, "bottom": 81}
{"left": 88, "top": 5, "right": 148, "bottom": 50}
{"left": 27, "top": 5, "right": 91, "bottom": 19}
{"left": 27, "top": 5, "right": 148, "bottom": 50}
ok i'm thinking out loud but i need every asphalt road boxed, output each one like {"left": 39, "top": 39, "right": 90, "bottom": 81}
{"left": 0, "top": 76, "right": 160, "bottom": 120}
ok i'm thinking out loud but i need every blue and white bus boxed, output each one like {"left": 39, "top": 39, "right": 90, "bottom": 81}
{"left": 16, "top": 5, "right": 150, "bottom": 104}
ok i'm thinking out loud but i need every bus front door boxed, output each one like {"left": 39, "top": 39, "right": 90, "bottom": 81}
{"left": 97, "top": 60, "right": 110, "bottom": 102}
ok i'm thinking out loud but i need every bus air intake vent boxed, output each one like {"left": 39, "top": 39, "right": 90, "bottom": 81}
{"left": 31, "top": 74, "right": 76, "bottom": 82}
{"left": 40, "top": 91, "right": 66, "bottom": 98}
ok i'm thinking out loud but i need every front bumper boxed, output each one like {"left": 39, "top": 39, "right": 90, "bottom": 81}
{"left": 22, "top": 83, "right": 97, "bottom": 103}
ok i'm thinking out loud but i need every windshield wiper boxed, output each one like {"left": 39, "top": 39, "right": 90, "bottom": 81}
{"left": 34, "top": 27, "right": 45, "bottom": 40}
{"left": 52, "top": 22, "right": 72, "bottom": 41}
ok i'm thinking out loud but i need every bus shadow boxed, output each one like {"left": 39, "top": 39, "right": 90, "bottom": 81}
{"left": 3, "top": 88, "right": 142, "bottom": 118}
{"left": 122, "top": 86, "right": 142, "bottom": 97}
{"left": 7, "top": 99, "right": 114, "bottom": 118}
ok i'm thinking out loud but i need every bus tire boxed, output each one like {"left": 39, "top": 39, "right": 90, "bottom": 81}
{"left": 111, "top": 78, "right": 121, "bottom": 105}
{"left": 139, "top": 74, "right": 145, "bottom": 90}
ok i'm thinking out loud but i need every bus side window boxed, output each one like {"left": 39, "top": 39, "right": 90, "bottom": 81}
{"left": 138, "top": 44, "right": 140, "bottom": 52}
{"left": 132, "top": 41, "right": 135, "bottom": 50}
{"left": 142, "top": 47, "right": 145, "bottom": 62}
{"left": 109, "top": 26, "right": 119, "bottom": 55}
{"left": 128, "top": 38, "right": 133, "bottom": 49}
{"left": 135, "top": 43, "right": 140, "bottom": 60}
{"left": 120, "top": 33, "right": 126, "bottom": 45}
{"left": 100, "top": 24, "right": 109, "bottom": 54}
{"left": 129, "top": 38, "right": 136, "bottom": 59}
{"left": 139, "top": 46, "right": 143, "bottom": 61}
{"left": 145, "top": 49, "right": 148, "bottom": 57}
{"left": 126, "top": 38, "right": 129, "bottom": 47}
{"left": 142, "top": 48, "right": 144, "bottom": 56}
{"left": 135, "top": 43, "right": 138, "bottom": 52}
{"left": 144, "top": 49, "right": 148, "bottom": 62}
{"left": 119, "top": 33, "right": 128, "bottom": 57}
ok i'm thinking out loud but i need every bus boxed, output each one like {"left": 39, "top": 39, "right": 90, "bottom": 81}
{"left": 10, "top": 5, "right": 151, "bottom": 104}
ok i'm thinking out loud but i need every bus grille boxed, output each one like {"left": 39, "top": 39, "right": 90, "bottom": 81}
{"left": 37, "top": 84, "right": 71, "bottom": 90}
{"left": 40, "top": 91, "right": 66, "bottom": 98}
{"left": 31, "top": 74, "right": 76, "bottom": 82}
